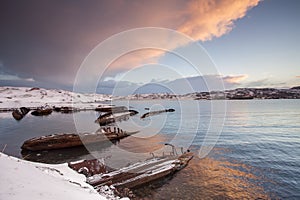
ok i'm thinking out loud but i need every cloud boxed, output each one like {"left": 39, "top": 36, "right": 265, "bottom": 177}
{"left": 296, "top": 76, "right": 300, "bottom": 78}
{"left": 105, "top": 0, "right": 261, "bottom": 72}
{"left": 0, "top": 73, "right": 35, "bottom": 82}
{"left": 178, "top": 0, "right": 260, "bottom": 41}
{"left": 0, "top": 0, "right": 260, "bottom": 89}
{"left": 243, "top": 78, "right": 290, "bottom": 88}
{"left": 97, "top": 74, "right": 246, "bottom": 95}
{"left": 223, "top": 74, "right": 248, "bottom": 84}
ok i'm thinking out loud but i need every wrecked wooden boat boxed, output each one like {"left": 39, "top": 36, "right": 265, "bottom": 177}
{"left": 69, "top": 152, "right": 193, "bottom": 191}
{"left": 21, "top": 127, "right": 139, "bottom": 151}
{"left": 31, "top": 108, "right": 53, "bottom": 116}
{"left": 95, "top": 110, "right": 138, "bottom": 126}
{"left": 95, "top": 106, "right": 128, "bottom": 112}
{"left": 141, "top": 109, "right": 175, "bottom": 119}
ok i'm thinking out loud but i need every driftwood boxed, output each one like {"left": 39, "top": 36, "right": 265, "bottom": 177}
{"left": 95, "top": 110, "right": 138, "bottom": 126}
{"left": 21, "top": 128, "right": 138, "bottom": 151}
{"left": 84, "top": 152, "right": 193, "bottom": 190}
{"left": 141, "top": 109, "right": 175, "bottom": 119}
{"left": 31, "top": 108, "right": 53, "bottom": 116}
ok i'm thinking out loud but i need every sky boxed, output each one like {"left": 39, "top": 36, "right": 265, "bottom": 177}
{"left": 0, "top": 0, "right": 299, "bottom": 94}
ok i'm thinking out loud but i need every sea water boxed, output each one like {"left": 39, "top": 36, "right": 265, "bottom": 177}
{"left": 0, "top": 99, "right": 299, "bottom": 199}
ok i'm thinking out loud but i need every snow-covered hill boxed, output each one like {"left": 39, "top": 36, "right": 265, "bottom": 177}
{"left": 0, "top": 87, "right": 112, "bottom": 109}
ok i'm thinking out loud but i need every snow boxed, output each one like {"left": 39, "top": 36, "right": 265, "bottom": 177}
{"left": 0, "top": 86, "right": 111, "bottom": 110}
{"left": 0, "top": 153, "right": 126, "bottom": 200}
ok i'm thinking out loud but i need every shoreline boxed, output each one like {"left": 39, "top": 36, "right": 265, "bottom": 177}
{"left": 0, "top": 152, "right": 126, "bottom": 200}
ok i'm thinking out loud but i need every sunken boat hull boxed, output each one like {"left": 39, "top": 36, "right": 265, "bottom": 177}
{"left": 85, "top": 152, "right": 193, "bottom": 190}
{"left": 21, "top": 129, "right": 138, "bottom": 151}
{"left": 95, "top": 110, "right": 138, "bottom": 126}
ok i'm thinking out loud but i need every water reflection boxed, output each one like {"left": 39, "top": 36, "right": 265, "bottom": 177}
{"left": 134, "top": 148, "right": 271, "bottom": 200}
{"left": 21, "top": 141, "right": 114, "bottom": 164}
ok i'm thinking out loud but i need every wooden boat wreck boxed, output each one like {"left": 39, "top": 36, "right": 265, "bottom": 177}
{"left": 95, "top": 110, "right": 138, "bottom": 126}
{"left": 95, "top": 106, "right": 128, "bottom": 112}
{"left": 21, "top": 127, "right": 138, "bottom": 151}
{"left": 141, "top": 109, "right": 175, "bottom": 119}
{"left": 68, "top": 151, "right": 193, "bottom": 192}
{"left": 31, "top": 108, "right": 53, "bottom": 116}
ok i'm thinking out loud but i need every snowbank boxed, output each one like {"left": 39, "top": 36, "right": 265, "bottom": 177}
{"left": 0, "top": 86, "right": 111, "bottom": 110}
{"left": 0, "top": 153, "right": 124, "bottom": 200}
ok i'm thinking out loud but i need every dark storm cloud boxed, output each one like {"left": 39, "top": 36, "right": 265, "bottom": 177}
{"left": 0, "top": 0, "right": 185, "bottom": 87}
{"left": 0, "top": 0, "right": 259, "bottom": 89}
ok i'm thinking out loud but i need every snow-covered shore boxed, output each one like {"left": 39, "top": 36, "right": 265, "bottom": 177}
{"left": 0, "top": 153, "right": 128, "bottom": 200}
{"left": 0, "top": 86, "right": 111, "bottom": 110}
{"left": 0, "top": 152, "right": 107, "bottom": 200}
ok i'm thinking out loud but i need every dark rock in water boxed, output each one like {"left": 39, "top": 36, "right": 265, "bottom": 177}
{"left": 141, "top": 109, "right": 175, "bottom": 119}
{"left": 60, "top": 107, "right": 76, "bottom": 113}
{"left": 53, "top": 107, "right": 61, "bottom": 112}
{"left": 20, "top": 107, "right": 30, "bottom": 115}
{"left": 31, "top": 108, "right": 52, "bottom": 116}
{"left": 166, "top": 108, "right": 175, "bottom": 112}
{"left": 12, "top": 110, "right": 23, "bottom": 120}
{"left": 12, "top": 107, "right": 30, "bottom": 120}
{"left": 145, "top": 108, "right": 150, "bottom": 110}
{"left": 53, "top": 106, "right": 77, "bottom": 113}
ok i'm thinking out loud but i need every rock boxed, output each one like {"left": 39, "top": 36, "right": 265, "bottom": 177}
{"left": 31, "top": 108, "right": 52, "bottom": 116}
{"left": 20, "top": 107, "right": 30, "bottom": 115}
{"left": 12, "top": 107, "right": 30, "bottom": 120}
{"left": 12, "top": 110, "right": 23, "bottom": 120}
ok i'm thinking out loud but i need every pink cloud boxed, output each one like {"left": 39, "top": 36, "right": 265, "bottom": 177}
{"left": 223, "top": 74, "right": 248, "bottom": 83}
{"left": 178, "top": 0, "right": 260, "bottom": 41}
{"left": 106, "top": 0, "right": 261, "bottom": 71}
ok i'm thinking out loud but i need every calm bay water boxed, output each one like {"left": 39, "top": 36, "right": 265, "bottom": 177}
{"left": 0, "top": 99, "right": 299, "bottom": 199}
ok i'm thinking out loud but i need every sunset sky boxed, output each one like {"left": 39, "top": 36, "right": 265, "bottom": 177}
{"left": 0, "top": 0, "right": 299, "bottom": 94}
